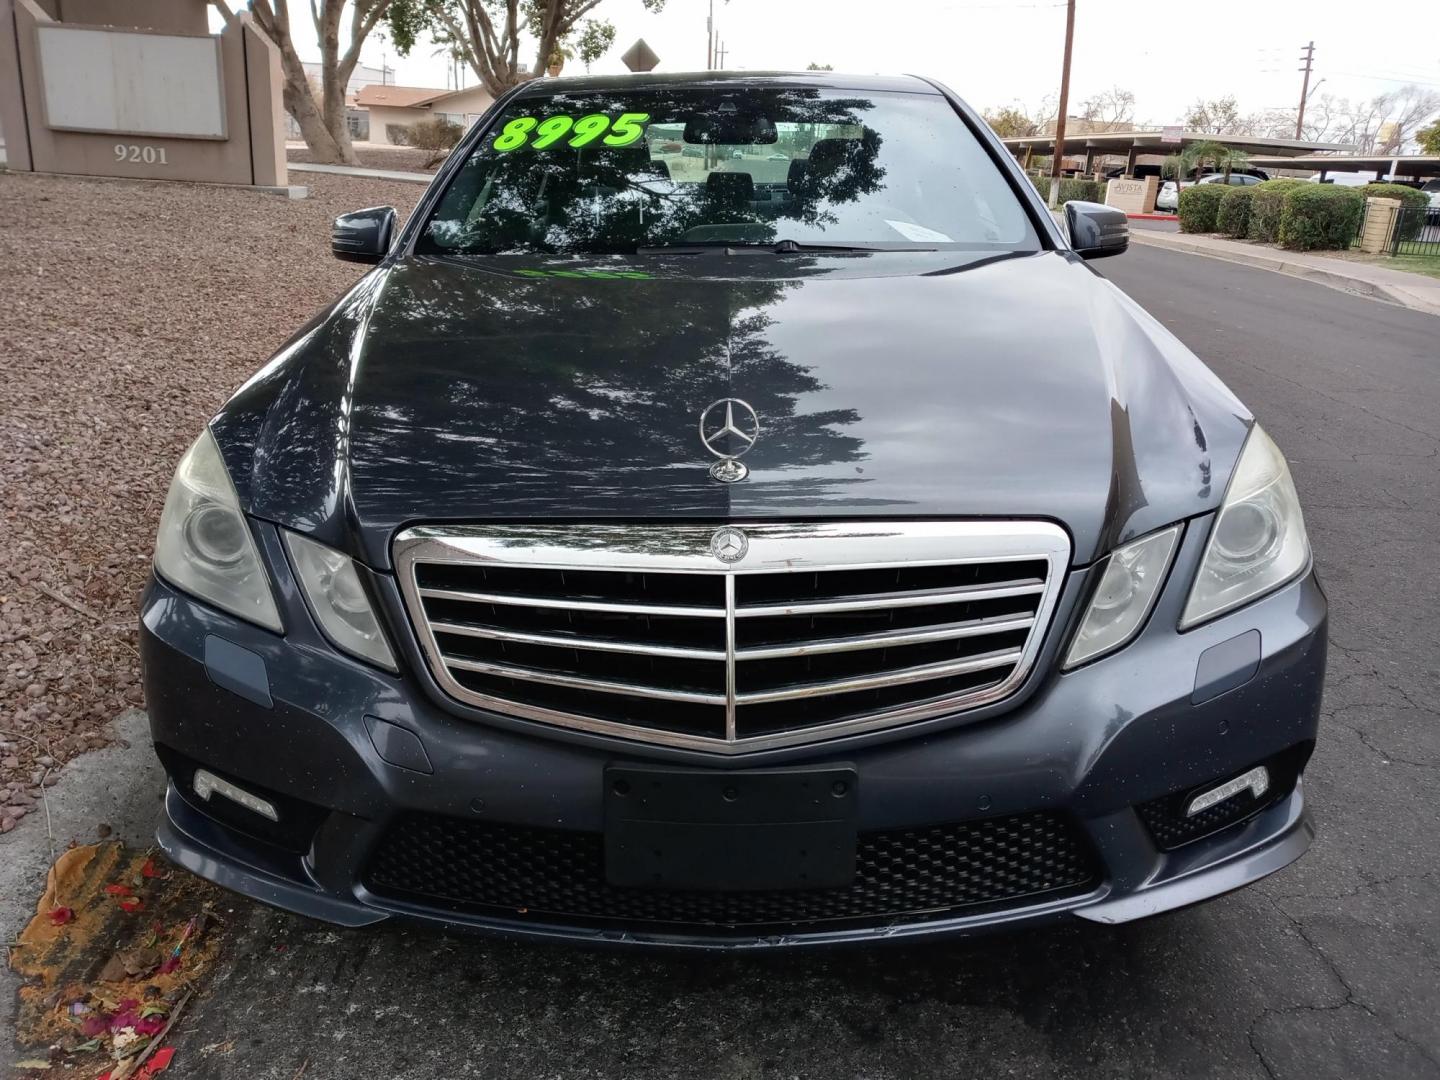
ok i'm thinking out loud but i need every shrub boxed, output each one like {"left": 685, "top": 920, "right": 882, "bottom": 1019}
{"left": 1357, "top": 183, "right": 1431, "bottom": 241}
{"left": 1247, "top": 179, "right": 1306, "bottom": 243}
{"left": 1029, "top": 175, "right": 1104, "bottom": 204}
{"left": 409, "top": 118, "right": 465, "bottom": 168}
{"left": 1278, "top": 185, "right": 1365, "bottom": 250}
{"left": 1216, "top": 186, "right": 1255, "bottom": 238}
{"left": 1177, "top": 183, "right": 1227, "bottom": 233}
{"left": 385, "top": 124, "right": 413, "bottom": 146}
{"left": 1356, "top": 182, "right": 1430, "bottom": 211}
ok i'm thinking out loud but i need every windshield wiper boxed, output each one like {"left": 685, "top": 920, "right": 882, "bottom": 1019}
{"left": 635, "top": 239, "right": 925, "bottom": 255}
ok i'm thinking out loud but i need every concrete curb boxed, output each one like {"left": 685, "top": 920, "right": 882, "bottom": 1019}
{"left": 1130, "top": 231, "right": 1440, "bottom": 318}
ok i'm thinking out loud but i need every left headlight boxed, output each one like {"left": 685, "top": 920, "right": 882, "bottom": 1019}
{"left": 154, "top": 429, "right": 282, "bottom": 632}
{"left": 283, "top": 532, "right": 397, "bottom": 672}
{"left": 1181, "top": 425, "right": 1310, "bottom": 629}
{"left": 1064, "top": 525, "right": 1181, "bottom": 669}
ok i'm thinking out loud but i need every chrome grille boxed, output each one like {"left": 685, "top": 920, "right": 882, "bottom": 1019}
{"left": 395, "top": 522, "right": 1070, "bottom": 752}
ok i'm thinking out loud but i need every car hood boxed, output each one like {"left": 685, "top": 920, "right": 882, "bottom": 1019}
{"left": 213, "top": 251, "right": 1249, "bottom": 570}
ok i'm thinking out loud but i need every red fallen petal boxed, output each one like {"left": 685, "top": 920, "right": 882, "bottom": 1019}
{"left": 158, "top": 957, "right": 180, "bottom": 974}
{"left": 80, "top": 1015, "right": 110, "bottom": 1037}
{"left": 141, "top": 859, "right": 161, "bottom": 878}
{"left": 49, "top": 906, "right": 75, "bottom": 925}
{"left": 104, "top": 884, "right": 132, "bottom": 896}
{"left": 119, "top": 898, "right": 144, "bottom": 913}
{"left": 134, "top": 1016, "right": 166, "bottom": 1036}
{"left": 145, "top": 1047, "right": 177, "bottom": 1074}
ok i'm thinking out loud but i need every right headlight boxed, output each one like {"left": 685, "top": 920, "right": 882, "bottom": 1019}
{"left": 1181, "top": 425, "right": 1310, "bottom": 629}
{"left": 154, "top": 428, "right": 282, "bottom": 632}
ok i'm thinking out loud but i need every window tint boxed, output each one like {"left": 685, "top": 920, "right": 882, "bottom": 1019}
{"left": 416, "top": 86, "right": 1037, "bottom": 255}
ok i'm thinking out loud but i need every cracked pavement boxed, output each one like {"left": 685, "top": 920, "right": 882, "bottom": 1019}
{"left": 7, "top": 244, "right": 1439, "bottom": 1079}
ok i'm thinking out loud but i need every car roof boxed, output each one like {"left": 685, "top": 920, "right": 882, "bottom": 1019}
{"left": 511, "top": 70, "right": 940, "bottom": 98}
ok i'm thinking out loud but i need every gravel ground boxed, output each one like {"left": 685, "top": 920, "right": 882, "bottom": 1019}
{"left": 0, "top": 170, "right": 423, "bottom": 832}
{"left": 287, "top": 144, "right": 442, "bottom": 173}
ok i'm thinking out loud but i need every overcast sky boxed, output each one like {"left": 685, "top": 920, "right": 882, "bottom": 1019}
{"left": 270, "top": 0, "right": 1439, "bottom": 123}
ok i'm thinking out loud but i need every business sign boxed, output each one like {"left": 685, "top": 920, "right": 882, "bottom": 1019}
{"left": 1105, "top": 176, "right": 1159, "bottom": 214}
{"left": 1160, "top": 125, "right": 1183, "bottom": 145}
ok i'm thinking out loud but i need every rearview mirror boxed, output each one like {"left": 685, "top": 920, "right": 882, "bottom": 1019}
{"left": 1064, "top": 201, "right": 1128, "bottom": 260}
{"left": 332, "top": 206, "right": 397, "bottom": 264}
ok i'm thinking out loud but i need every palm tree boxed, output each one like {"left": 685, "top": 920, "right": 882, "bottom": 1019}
{"left": 1177, "top": 140, "right": 1251, "bottom": 184}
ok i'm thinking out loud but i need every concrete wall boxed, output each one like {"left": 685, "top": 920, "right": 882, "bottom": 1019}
{"left": 368, "top": 104, "right": 424, "bottom": 146}
{"left": 39, "top": 0, "right": 207, "bottom": 32}
{"left": 0, "top": 0, "right": 285, "bottom": 186}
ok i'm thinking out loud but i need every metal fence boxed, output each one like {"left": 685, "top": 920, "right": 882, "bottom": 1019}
{"left": 1392, "top": 205, "right": 1440, "bottom": 257}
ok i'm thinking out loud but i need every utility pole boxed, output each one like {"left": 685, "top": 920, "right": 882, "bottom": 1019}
{"left": 706, "top": 0, "right": 714, "bottom": 68}
{"left": 1048, "top": 0, "right": 1076, "bottom": 209}
{"left": 717, "top": 41, "right": 728, "bottom": 69}
{"left": 1295, "top": 41, "right": 1315, "bottom": 139}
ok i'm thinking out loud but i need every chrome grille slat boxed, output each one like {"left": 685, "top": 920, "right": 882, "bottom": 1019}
{"left": 397, "top": 522, "right": 1070, "bottom": 754}
{"left": 443, "top": 655, "right": 726, "bottom": 705}
{"left": 734, "top": 581, "right": 1045, "bottom": 618}
{"left": 430, "top": 621, "right": 725, "bottom": 661}
{"left": 418, "top": 586, "right": 725, "bottom": 619}
{"left": 735, "top": 650, "right": 1024, "bottom": 705}
{"left": 734, "top": 615, "right": 1036, "bottom": 661}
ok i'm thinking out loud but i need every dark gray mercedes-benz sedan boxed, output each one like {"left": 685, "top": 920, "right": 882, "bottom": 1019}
{"left": 140, "top": 71, "right": 1326, "bottom": 947}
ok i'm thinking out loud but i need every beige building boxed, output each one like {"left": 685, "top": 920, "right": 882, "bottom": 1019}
{"left": 357, "top": 84, "right": 494, "bottom": 145}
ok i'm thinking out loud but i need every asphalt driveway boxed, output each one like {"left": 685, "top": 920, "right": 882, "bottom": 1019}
{"left": 7, "top": 242, "right": 1440, "bottom": 1079}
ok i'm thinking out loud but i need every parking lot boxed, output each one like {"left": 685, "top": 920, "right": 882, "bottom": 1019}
{"left": 3, "top": 173, "right": 1439, "bottom": 1079}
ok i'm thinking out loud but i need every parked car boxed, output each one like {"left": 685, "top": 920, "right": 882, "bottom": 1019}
{"left": 1157, "top": 171, "right": 1264, "bottom": 211}
{"left": 1420, "top": 178, "right": 1440, "bottom": 224}
{"left": 142, "top": 70, "right": 1325, "bottom": 949}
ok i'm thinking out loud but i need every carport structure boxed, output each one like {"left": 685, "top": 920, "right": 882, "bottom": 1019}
{"left": 1246, "top": 153, "right": 1440, "bottom": 182}
{"left": 1001, "top": 130, "right": 1354, "bottom": 178}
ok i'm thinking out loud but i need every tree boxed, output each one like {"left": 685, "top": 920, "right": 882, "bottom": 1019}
{"left": 1184, "top": 95, "right": 1249, "bottom": 135}
{"left": 416, "top": 0, "right": 664, "bottom": 98}
{"left": 1296, "top": 86, "right": 1440, "bottom": 151}
{"left": 1177, "top": 139, "right": 1249, "bottom": 183}
{"left": 1420, "top": 118, "right": 1440, "bottom": 156}
{"left": 1078, "top": 86, "right": 1135, "bottom": 130}
{"left": 806, "top": 62, "right": 833, "bottom": 71}
{"left": 236, "top": 0, "right": 417, "bottom": 165}
{"left": 983, "top": 106, "right": 1038, "bottom": 138}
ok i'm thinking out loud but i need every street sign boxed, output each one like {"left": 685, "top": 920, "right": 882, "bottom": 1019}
{"left": 1161, "top": 125, "right": 1182, "bottom": 145}
{"left": 621, "top": 39, "right": 659, "bottom": 73}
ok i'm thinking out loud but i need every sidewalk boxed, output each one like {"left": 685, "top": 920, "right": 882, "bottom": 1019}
{"left": 1130, "top": 230, "right": 1440, "bottom": 318}
{"left": 287, "top": 160, "right": 433, "bottom": 184}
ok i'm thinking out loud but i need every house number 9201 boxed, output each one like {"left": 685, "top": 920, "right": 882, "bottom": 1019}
{"left": 114, "top": 143, "right": 169, "bottom": 165}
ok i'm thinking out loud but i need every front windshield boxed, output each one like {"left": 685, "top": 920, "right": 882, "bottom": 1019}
{"left": 416, "top": 85, "right": 1038, "bottom": 255}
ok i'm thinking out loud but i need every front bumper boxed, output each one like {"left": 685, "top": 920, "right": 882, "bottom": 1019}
{"left": 141, "top": 517, "right": 1327, "bottom": 948}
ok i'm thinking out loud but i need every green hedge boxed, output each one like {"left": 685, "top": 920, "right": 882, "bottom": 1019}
{"left": 1356, "top": 182, "right": 1430, "bottom": 211}
{"left": 1278, "top": 185, "right": 1365, "bottom": 250}
{"left": 1216, "top": 186, "right": 1256, "bottom": 238}
{"left": 1029, "top": 175, "right": 1104, "bottom": 204}
{"left": 1178, "top": 184, "right": 1228, "bottom": 233}
{"left": 1247, "top": 179, "right": 1306, "bottom": 243}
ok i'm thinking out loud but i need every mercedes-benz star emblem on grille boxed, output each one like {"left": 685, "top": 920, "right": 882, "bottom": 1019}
{"left": 699, "top": 398, "right": 759, "bottom": 483}
{"left": 710, "top": 526, "right": 749, "bottom": 563}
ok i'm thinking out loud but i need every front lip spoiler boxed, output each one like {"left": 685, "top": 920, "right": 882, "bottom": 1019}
{"left": 157, "top": 782, "right": 1313, "bottom": 949}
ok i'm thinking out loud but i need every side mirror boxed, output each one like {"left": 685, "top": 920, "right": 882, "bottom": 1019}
{"left": 332, "top": 206, "right": 397, "bottom": 264}
{"left": 1064, "top": 200, "right": 1128, "bottom": 260}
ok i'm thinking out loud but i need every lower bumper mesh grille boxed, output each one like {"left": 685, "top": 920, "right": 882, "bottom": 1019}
{"left": 362, "top": 811, "right": 1100, "bottom": 932}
